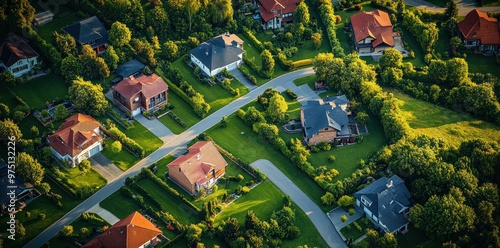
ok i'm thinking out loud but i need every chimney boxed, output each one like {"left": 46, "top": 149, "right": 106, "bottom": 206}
{"left": 225, "top": 31, "right": 230, "bottom": 37}
{"left": 386, "top": 180, "right": 393, "bottom": 188}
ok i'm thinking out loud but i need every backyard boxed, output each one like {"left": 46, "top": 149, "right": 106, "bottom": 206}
{"left": 157, "top": 90, "right": 201, "bottom": 134}
{"left": 46, "top": 213, "right": 109, "bottom": 248}
{"left": 46, "top": 162, "right": 107, "bottom": 192}
{"left": 34, "top": 12, "right": 81, "bottom": 43}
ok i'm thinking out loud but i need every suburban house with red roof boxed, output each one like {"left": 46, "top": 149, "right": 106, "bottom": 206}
{"left": 255, "top": 0, "right": 301, "bottom": 29}
{"left": 458, "top": 9, "right": 500, "bottom": 54}
{"left": 190, "top": 33, "right": 244, "bottom": 76}
{"left": 0, "top": 33, "right": 39, "bottom": 77}
{"left": 113, "top": 73, "right": 169, "bottom": 117}
{"left": 83, "top": 211, "right": 164, "bottom": 248}
{"left": 47, "top": 114, "right": 103, "bottom": 167}
{"left": 167, "top": 141, "right": 228, "bottom": 195}
{"left": 350, "top": 10, "right": 395, "bottom": 54}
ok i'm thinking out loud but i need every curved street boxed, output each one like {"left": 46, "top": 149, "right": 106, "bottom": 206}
{"left": 25, "top": 68, "right": 317, "bottom": 248}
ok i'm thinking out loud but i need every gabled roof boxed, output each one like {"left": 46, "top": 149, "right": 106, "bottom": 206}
{"left": 354, "top": 175, "right": 413, "bottom": 233}
{"left": 0, "top": 160, "right": 34, "bottom": 206}
{"left": 168, "top": 141, "right": 228, "bottom": 185}
{"left": 350, "top": 10, "right": 394, "bottom": 48}
{"left": 83, "top": 211, "right": 162, "bottom": 248}
{"left": 115, "top": 59, "right": 145, "bottom": 78}
{"left": 458, "top": 9, "right": 500, "bottom": 45}
{"left": 0, "top": 33, "right": 39, "bottom": 67}
{"left": 114, "top": 73, "right": 168, "bottom": 100}
{"left": 47, "top": 114, "right": 102, "bottom": 158}
{"left": 62, "top": 16, "right": 108, "bottom": 48}
{"left": 258, "top": 0, "right": 301, "bottom": 22}
{"left": 190, "top": 34, "right": 244, "bottom": 73}
{"left": 301, "top": 95, "right": 350, "bottom": 140}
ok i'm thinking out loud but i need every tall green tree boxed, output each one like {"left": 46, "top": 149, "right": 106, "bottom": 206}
{"left": 147, "top": 6, "right": 170, "bottom": 40}
{"left": 54, "top": 104, "right": 68, "bottom": 121}
{"left": 267, "top": 94, "right": 288, "bottom": 123}
{"left": 0, "top": 0, "right": 34, "bottom": 31}
{"left": 0, "top": 119, "right": 22, "bottom": 142}
{"left": 444, "top": 0, "right": 458, "bottom": 19}
{"left": 109, "top": 21, "right": 132, "bottom": 48}
{"left": 78, "top": 159, "right": 91, "bottom": 174}
{"left": 53, "top": 32, "right": 77, "bottom": 57}
{"left": 103, "top": 46, "right": 119, "bottom": 70}
{"left": 311, "top": 32, "right": 322, "bottom": 50}
{"left": 185, "top": 0, "right": 201, "bottom": 31}
{"left": 162, "top": 40, "right": 178, "bottom": 61}
{"left": 0, "top": 103, "right": 10, "bottom": 119}
{"left": 209, "top": 0, "right": 233, "bottom": 25}
{"left": 61, "top": 54, "right": 82, "bottom": 82}
{"left": 446, "top": 58, "right": 469, "bottom": 86}
{"left": 260, "top": 49, "right": 275, "bottom": 78}
{"left": 68, "top": 77, "right": 109, "bottom": 116}
{"left": 378, "top": 48, "right": 403, "bottom": 70}
{"left": 294, "top": 1, "right": 310, "bottom": 25}
{"left": 17, "top": 152, "right": 44, "bottom": 186}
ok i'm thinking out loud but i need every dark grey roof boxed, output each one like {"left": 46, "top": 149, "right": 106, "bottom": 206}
{"left": 354, "top": 175, "right": 413, "bottom": 233}
{"left": 115, "top": 59, "right": 145, "bottom": 78}
{"left": 190, "top": 36, "right": 244, "bottom": 73}
{"left": 0, "top": 160, "right": 34, "bottom": 206}
{"left": 324, "top": 95, "right": 349, "bottom": 106}
{"left": 301, "top": 96, "right": 350, "bottom": 140}
{"left": 62, "top": 16, "right": 108, "bottom": 48}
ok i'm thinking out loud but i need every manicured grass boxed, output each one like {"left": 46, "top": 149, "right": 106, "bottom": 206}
{"left": 0, "top": 83, "right": 17, "bottom": 108}
{"left": 293, "top": 75, "right": 316, "bottom": 87}
{"left": 397, "top": 224, "right": 441, "bottom": 248}
{"left": 158, "top": 90, "right": 201, "bottom": 134}
{"left": 51, "top": 163, "right": 107, "bottom": 189}
{"left": 35, "top": 13, "right": 81, "bottom": 43}
{"left": 0, "top": 178, "right": 84, "bottom": 247}
{"left": 47, "top": 214, "right": 109, "bottom": 248}
{"left": 398, "top": 26, "right": 426, "bottom": 67}
{"left": 11, "top": 74, "right": 68, "bottom": 109}
{"left": 118, "top": 120, "right": 163, "bottom": 155}
{"left": 171, "top": 58, "right": 248, "bottom": 114}
{"left": 390, "top": 90, "right": 500, "bottom": 147}
{"left": 100, "top": 190, "right": 141, "bottom": 219}
{"left": 206, "top": 105, "right": 329, "bottom": 211}
{"left": 465, "top": 52, "right": 500, "bottom": 78}
{"left": 101, "top": 138, "right": 139, "bottom": 171}
{"left": 340, "top": 217, "right": 373, "bottom": 241}
{"left": 152, "top": 155, "right": 175, "bottom": 178}
{"left": 307, "top": 111, "right": 387, "bottom": 180}
{"left": 286, "top": 203, "right": 329, "bottom": 247}
{"left": 136, "top": 178, "right": 199, "bottom": 224}
{"left": 18, "top": 114, "right": 48, "bottom": 139}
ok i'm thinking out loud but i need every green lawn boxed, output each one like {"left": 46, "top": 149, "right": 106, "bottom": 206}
{"left": 157, "top": 90, "right": 201, "bottom": 134}
{"left": 101, "top": 138, "right": 139, "bottom": 171}
{"left": 49, "top": 162, "right": 107, "bottom": 190}
{"left": 390, "top": 90, "right": 500, "bottom": 147}
{"left": 340, "top": 217, "right": 373, "bottom": 241}
{"left": 465, "top": 52, "right": 500, "bottom": 78}
{"left": 0, "top": 83, "right": 17, "bottom": 108}
{"left": 151, "top": 155, "right": 175, "bottom": 178}
{"left": 294, "top": 75, "right": 316, "bottom": 87}
{"left": 11, "top": 74, "right": 68, "bottom": 109}
{"left": 35, "top": 13, "right": 81, "bottom": 43}
{"left": 206, "top": 105, "right": 328, "bottom": 211}
{"left": 100, "top": 190, "right": 141, "bottom": 219}
{"left": 118, "top": 120, "right": 163, "bottom": 155}
{"left": 171, "top": 58, "right": 249, "bottom": 114}
{"left": 47, "top": 214, "right": 109, "bottom": 248}
{"left": 0, "top": 178, "right": 84, "bottom": 247}
{"left": 18, "top": 114, "right": 49, "bottom": 139}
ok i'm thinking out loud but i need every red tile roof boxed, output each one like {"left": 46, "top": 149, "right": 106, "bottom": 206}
{"left": 0, "top": 33, "right": 39, "bottom": 67}
{"left": 168, "top": 141, "right": 228, "bottom": 186}
{"left": 258, "top": 0, "right": 301, "bottom": 22}
{"left": 350, "top": 10, "right": 394, "bottom": 48}
{"left": 458, "top": 9, "right": 500, "bottom": 45}
{"left": 83, "top": 211, "right": 162, "bottom": 248}
{"left": 47, "top": 114, "right": 102, "bottom": 158}
{"left": 114, "top": 73, "right": 169, "bottom": 100}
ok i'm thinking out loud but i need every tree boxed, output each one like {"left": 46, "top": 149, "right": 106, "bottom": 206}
{"left": 0, "top": 103, "right": 9, "bottom": 119}
{"left": 244, "top": 106, "right": 265, "bottom": 125}
{"left": 355, "top": 112, "right": 369, "bottom": 124}
{"left": 289, "top": 138, "right": 310, "bottom": 165}
{"left": 397, "top": 0, "right": 405, "bottom": 16}
{"left": 109, "top": 21, "right": 132, "bottom": 47}
{"left": 184, "top": 0, "right": 201, "bottom": 31}
{"left": 69, "top": 77, "right": 109, "bottom": 116}
{"left": 13, "top": 111, "right": 25, "bottom": 123}
{"left": 294, "top": 1, "right": 310, "bottom": 25}
{"left": 379, "top": 48, "right": 403, "bottom": 70}
{"left": 54, "top": 104, "right": 68, "bottom": 121}
{"left": 38, "top": 182, "right": 51, "bottom": 195}
{"left": 163, "top": 41, "right": 178, "bottom": 61}
{"left": 311, "top": 32, "right": 322, "bottom": 50}
{"left": 78, "top": 159, "right": 91, "bottom": 174}
{"left": 209, "top": 0, "right": 233, "bottom": 25}
{"left": 80, "top": 227, "right": 90, "bottom": 238}
{"left": 428, "top": 59, "right": 448, "bottom": 84}
{"left": 267, "top": 94, "right": 288, "bottom": 123}
{"left": 53, "top": 32, "right": 77, "bottom": 57}
{"left": 147, "top": 6, "right": 170, "bottom": 40}
{"left": 222, "top": 217, "right": 240, "bottom": 241}
{"left": 245, "top": 210, "right": 261, "bottom": 230}
{"left": 17, "top": 152, "right": 44, "bottom": 186}
{"left": 30, "top": 125, "right": 39, "bottom": 137}
{"left": 102, "top": 0, "right": 145, "bottom": 32}
{"left": 1, "top": 0, "right": 34, "bottom": 31}
{"left": 444, "top": 0, "right": 458, "bottom": 19}
{"left": 94, "top": 57, "right": 110, "bottom": 79}
{"left": 447, "top": 58, "right": 469, "bottom": 86}
{"left": 111, "top": 140, "right": 122, "bottom": 153}
{"left": 260, "top": 49, "right": 275, "bottom": 78}
{"left": 321, "top": 192, "right": 335, "bottom": 205}
{"left": 337, "top": 195, "right": 355, "bottom": 207}
{"left": 0, "top": 119, "right": 22, "bottom": 142}
{"left": 60, "top": 54, "right": 82, "bottom": 82}
{"left": 186, "top": 224, "right": 203, "bottom": 246}
{"left": 16, "top": 220, "right": 26, "bottom": 240}
{"left": 103, "top": 46, "right": 120, "bottom": 71}
{"left": 61, "top": 225, "right": 74, "bottom": 237}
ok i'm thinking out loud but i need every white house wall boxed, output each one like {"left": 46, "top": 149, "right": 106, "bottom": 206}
{"left": 190, "top": 54, "right": 211, "bottom": 76}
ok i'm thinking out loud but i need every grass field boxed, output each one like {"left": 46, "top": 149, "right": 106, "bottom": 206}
{"left": 118, "top": 120, "right": 163, "bottom": 155}
{"left": 101, "top": 138, "right": 139, "bottom": 171}
{"left": 170, "top": 58, "right": 249, "bottom": 114}
{"left": 466, "top": 52, "right": 500, "bottom": 78}
{"left": 100, "top": 190, "right": 141, "bottom": 219}
{"left": 47, "top": 214, "right": 109, "bottom": 248}
{"left": 158, "top": 90, "right": 201, "bottom": 134}
{"left": 294, "top": 75, "right": 316, "bottom": 87}
{"left": 206, "top": 105, "right": 329, "bottom": 211}
{"left": 35, "top": 13, "right": 81, "bottom": 43}
{"left": 11, "top": 74, "right": 68, "bottom": 109}
{"left": 50, "top": 162, "right": 107, "bottom": 189}
{"left": 390, "top": 90, "right": 500, "bottom": 147}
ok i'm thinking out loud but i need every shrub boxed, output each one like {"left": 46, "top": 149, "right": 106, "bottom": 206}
{"left": 239, "top": 66, "right": 258, "bottom": 84}
{"left": 38, "top": 213, "right": 46, "bottom": 220}
{"left": 335, "top": 15, "right": 342, "bottom": 24}
{"left": 353, "top": 221, "right": 362, "bottom": 232}
{"left": 242, "top": 186, "right": 251, "bottom": 194}
{"left": 286, "top": 89, "right": 298, "bottom": 100}
{"left": 354, "top": 4, "right": 362, "bottom": 10}
{"left": 292, "top": 59, "right": 313, "bottom": 68}
{"left": 242, "top": 27, "right": 264, "bottom": 52}
{"left": 107, "top": 127, "right": 145, "bottom": 157}
{"left": 341, "top": 215, "right": 348, "bottom": 222}
{"left": 349, "top": 208, "right": 355, "bottom": 216}
{"left": 328, "top": 155, "right": 336, "bottom": 162}
{"left": 237, "top": 174, "right": 244, "bottom": 182}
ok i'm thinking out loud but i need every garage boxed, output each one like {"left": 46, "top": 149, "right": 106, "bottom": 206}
{"left": 226, "top": 62, "right": 238, "bottom": 71}
{"left": 89, "top": 145, "right": 101, "bottom": 157}
{"left": 131, "top": 107, "right": 141, "bottom": 117}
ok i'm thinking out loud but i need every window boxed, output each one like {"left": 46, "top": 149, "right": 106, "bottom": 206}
{"left": 133, "top": 97, "right": 140, "bottom": 103}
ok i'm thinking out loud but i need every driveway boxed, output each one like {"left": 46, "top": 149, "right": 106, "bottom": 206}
{"left": 230, "top": 68, "right": 258, "bottom": 91}
{"left": 250, "top": 159, "right": 347, "bottom": 248}
{"left": 135, "top": 114, "right": 176, "bottom": 143}
{"left": 89, "top": 153, "right": 123, "bottom": 182}
{"left": 328, "top": 206, "right": 364, "bottom": 241}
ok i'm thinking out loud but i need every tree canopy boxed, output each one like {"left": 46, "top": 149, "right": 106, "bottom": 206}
{"left": 17, "top": 152, "right": 44, "bottom": 186}
{"left": 68, "top": 77, "right": 109, "bottom": 116}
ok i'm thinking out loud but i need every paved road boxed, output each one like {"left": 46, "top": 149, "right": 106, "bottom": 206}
{"left": 250, "top": 159, "right": 347, "bottom": 248}
{"left": 24, "top": 67, "right": 316, "bottom": 248}
{"left": 404, "top": 0, "right": 500, "bottom": 15}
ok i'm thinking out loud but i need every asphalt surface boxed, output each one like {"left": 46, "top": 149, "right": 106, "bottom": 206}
{"left": 404, "top": 0, "right": 500, "bottom": 15}
{"left": 250, "top": 159, "right": 347, "bottom": 248}
{"left": 89, "top": 153, "right": 123, "bottom": 182}
{"left": 24, "top": 67, "right": 316, "bottom": 248}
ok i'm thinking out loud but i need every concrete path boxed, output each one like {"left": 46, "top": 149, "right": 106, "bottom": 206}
{"left": 327, "top": 206, "right": 364, "bottom": 241}
{"left": 134, "top": 114, "right": 176, "bottom": 143}
{"left": 89, "top": 153, "right": 123, "bottom": 182}
{"left": 250, "top": 159, "right": 347, "bottom": 248}
{"left": 87, "top": 204, "right": 120, "bottom": 225}
{"left": 230, "top": 68, "right": 258, "bottom": 91}
{"left": 25, "top": 67, "right": 316, "bottom": 248}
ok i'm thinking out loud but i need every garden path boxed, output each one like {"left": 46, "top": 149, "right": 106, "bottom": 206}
{"left": 327, "top": 206, "right": 364, "bottom": 241}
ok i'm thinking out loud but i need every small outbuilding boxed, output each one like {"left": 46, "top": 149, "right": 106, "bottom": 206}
{"left": 33, "top": 10, "right": 54, "bottom": 26}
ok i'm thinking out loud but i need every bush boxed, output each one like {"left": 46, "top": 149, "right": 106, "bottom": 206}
{"left": 349, "top": 208, "right": 355, "bottom": 216}
{"left": 239, "top": 66, "right": 258, "bottom": 84}
{"left": 107, "top": 127, "right": 145, "bottom": 157}
{"left": 328, "top": 155, "right": 336, "bottom": 162}
{"left": 292, "top": 59, "right": 313, "bottom": 68}
{"left": 354, "top": 4, "right": 362, "bottom": 10}
{"left": 286, "top": 89, "right": 298, "bottom": 100}
{"left": 341, "top": 215, "right": 348, "bottom": 222}
{"left": 242, "top": 27, "right": 264, "bottom": 52}
{"left": 242, "top": 186, "right": 251, "bottom": 194}
{"left": 237, "top": 174, "right": 244, "bottom": 182}
{"left": 353, "top": 221, "right": 362, "bottom": 232}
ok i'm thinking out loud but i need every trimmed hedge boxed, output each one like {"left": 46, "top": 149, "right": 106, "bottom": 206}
{"left": 107, "top": 127, "right": 145, "bottom": 157}
{"left": 318, "top": 1, "right": 345, "bottom": 57}
{"left": 239, "top": 66, "right": 258, "bottom": 84}
{"left": 276, "top": 52, "right": 294, "bottom": 71}
{"left": 242, "top": 27, "right": 264, "bottom": 52}
{"left": 292, "top": 59, "right": 313, "bottom": 68}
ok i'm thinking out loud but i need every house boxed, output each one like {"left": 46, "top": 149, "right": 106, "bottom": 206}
{"left": 83, "top": 211, "right": 164, "bottom": 248}
{"left": 354, "top": 175, "right": 413, "bottom": 234}
{"left": 350, "top": 10, "right": 395, "bottom": 54}
{"left": 113, "top": 73, "right": 168, "bottom": 117}
{"left": 167, "top": 141, "right": 228, "bottom": 195}
{"left": 62, "top": 16, "right": 108, "bottom": 53}
{"left": 47, "top": 113, "right": 104, "bottom": 167}
{"left": 300, "top": 95, "right": 352, "bottom": 146}
{"left": 115, "top": 59, "right": 145, "bottom": 79}
{"left": 0, "top": 160, "right": 38, "bottom": 212}
{"left": 0, "top": 33, "right": 39, "bottom": 77}
{"left": 190, "top": 33, "right": 244, "bottom": 76}
{"left": 33, "top": 10, "right": 54, "bottom": 26}
{"left": 254, "top": 0, "right": 301, "bottom": 29}
{"left": 457, "top": 9, "right": 500, "bottom": 54}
